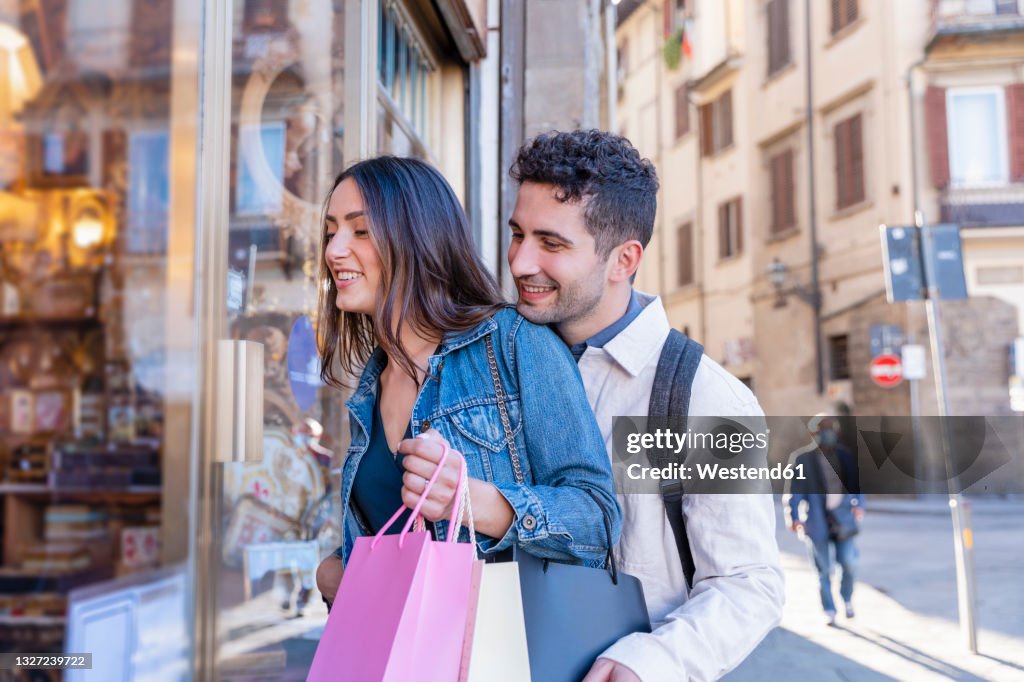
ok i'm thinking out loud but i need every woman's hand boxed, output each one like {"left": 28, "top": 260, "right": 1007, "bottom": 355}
{"left": 398, "top": 429, "right": 464, "bottom": 523}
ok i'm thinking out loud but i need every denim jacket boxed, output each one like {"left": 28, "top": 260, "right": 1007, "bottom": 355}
{"left": 335, "top": 306, "right": 621, "bottom": 567}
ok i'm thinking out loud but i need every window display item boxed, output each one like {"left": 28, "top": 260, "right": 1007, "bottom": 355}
{"left": 28, "top": 272, "right": 97, "bottom": 319}
{"left": 119, "top": 526, "right": 160, "bottom": 569}
{"left": 33, "top": 390, "right": 69, "bottom": 432}
{"left": 22, "top": 544, "right": 92, "bottom": 573}
{"left": 44, "top": 505, "right": 108, "bottom": 542}
{"left": 7, "top": 440, "right": 47, "bottom": 482}
{"left": 7, "top": 389, "right": 34, "bottom": 434}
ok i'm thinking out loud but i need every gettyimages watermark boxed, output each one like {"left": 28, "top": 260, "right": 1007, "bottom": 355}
{"left": 610, "top": 415, "right": 1024, "bottom": 495}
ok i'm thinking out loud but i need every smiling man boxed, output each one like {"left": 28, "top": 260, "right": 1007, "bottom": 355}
{"left": 508, "top": 130, "right": 784, "bottom": 682}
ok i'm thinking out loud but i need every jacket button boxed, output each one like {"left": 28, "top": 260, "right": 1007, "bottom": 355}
{"left": 420, "top": 420, "right": 431, "bottom": 432}
{"left": 522, "top": 514, "right": 537, "bottom": 531}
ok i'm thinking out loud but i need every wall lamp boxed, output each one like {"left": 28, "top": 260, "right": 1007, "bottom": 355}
{"left": 769, "top": 258, "right": 820, "bottom": 308}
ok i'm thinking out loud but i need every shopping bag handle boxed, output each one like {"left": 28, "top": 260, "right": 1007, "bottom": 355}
{"left": 371, "top": 440, "right": 467, "bottom": 549}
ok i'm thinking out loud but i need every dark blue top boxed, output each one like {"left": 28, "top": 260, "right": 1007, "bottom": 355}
{"left": 569, "top": 289, "right": 647, "bottom": 361}
{"left": 351, "top": 390, "right": 414, "bottom": 534}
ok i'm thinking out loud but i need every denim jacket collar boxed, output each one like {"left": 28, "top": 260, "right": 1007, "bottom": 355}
{"left": 348, "top": 312, "right": 501, "bottom": 405}
{"left": 438, "top": 314, "right": 499, "bottom": 354}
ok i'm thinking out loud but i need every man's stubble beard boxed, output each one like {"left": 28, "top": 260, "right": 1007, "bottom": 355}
{"left": 516, "top": 266, "right": 606, "bottom": 327}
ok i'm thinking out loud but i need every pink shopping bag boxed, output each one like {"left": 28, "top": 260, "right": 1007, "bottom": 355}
{"left": 308, "top": 444, "right": 476, "bottom": 682}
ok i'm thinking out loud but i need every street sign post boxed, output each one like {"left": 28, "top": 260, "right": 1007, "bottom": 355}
{"left": 880, "top": 224, "right": 967, "bottom": 302}
{"left": 882, "top": 217, "right": 976, "bottom": 652}
{"left": 881, "top": 225, "right": 924, "bottom": 302}
{"left": 870, "top": 353, "right": 903, "bottom": 388}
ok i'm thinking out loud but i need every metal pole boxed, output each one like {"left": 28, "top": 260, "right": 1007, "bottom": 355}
{"left": 906, "top": 59, "right": 978, "bottom": 652}
{"left": 605, "top": 0, "right": 617, "bottom": 133}
{"left": 803, "top": 0, "right": 824, "bottom": 395}
{"left": 916, "top": 210, "right": 978, "bottom": 653}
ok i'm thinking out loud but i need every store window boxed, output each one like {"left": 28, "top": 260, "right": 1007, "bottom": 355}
{"left": 0, "top": 0, "right": 197, "bottom": 672}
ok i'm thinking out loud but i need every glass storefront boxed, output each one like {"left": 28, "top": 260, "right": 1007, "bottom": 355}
{"left": 0, "top": 1, "right": 474, "bottom": 678}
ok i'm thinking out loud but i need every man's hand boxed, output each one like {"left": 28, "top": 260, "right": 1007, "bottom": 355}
{"left": 316, "top": 554, "right": 344, "bottom": 604}
{"left": 789, "top": 521, "right": 804, "bottom": 534}
{"left": 398, "top": 429, "right": 464, "bottom": 523}
{"left": 852, "top": 507, "right": 865, "bottom": 522}
{"left": 582, "top": 658, "right": 642, "bottom": 682}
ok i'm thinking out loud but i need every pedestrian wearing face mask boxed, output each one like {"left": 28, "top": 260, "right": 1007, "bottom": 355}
{"left": 784, "top": 413, "right": 865, "bottom": 626}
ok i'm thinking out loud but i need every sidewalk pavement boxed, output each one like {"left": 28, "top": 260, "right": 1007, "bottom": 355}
{"left": 724, "top": 497, "right": 1024, "bottom": 682}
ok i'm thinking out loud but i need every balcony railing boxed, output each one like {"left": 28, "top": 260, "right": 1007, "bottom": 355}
{"left": 940, "top": 184, "right": 1024, "bottom": 227}
{"left": 931, "top": 0, "right": 1024, "bottom": 39}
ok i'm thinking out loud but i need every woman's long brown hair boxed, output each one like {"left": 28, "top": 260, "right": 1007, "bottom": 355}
{"left": 317, "top": 156, "right": 505, "bottom": 387}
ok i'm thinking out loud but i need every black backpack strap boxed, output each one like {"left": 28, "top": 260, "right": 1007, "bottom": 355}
{"left": 647, "top": 329, "right": 704, "bottom": 589}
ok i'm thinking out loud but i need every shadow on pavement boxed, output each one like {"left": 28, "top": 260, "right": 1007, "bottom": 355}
{"left": 835, "top": 627, "right": 990, "bottom": 682}
{"left": 723, "top": 627, "right": 900, "bottom": 681}
{"left": 977, "top": 653, "right": 1024, "bottom": 674}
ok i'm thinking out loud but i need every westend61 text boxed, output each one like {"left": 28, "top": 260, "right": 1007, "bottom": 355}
{"left": 625, "top": 462, "right": 806, "bottom": 481}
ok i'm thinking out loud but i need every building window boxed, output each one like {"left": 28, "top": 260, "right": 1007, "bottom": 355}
{"left": 664, "top": 0, "right": 690, "bottom": 35}
{"left": 831, "top": 0, "right": 858, "bottom": 35}
{"left": 677, "top": 222, "right": 694, "bottom": 286}
{"left": 378, "top": 0, "right": 436, "bottom": 153}
{"left": 946, "top": 88, "right": 1009, "bottom": 188}
{"left": 700, "top": 89, "right": 733, "bottom": 157}
{"left": 617, "top": 40, "right": 629, "bottom": 82}
{"left": 717, "top": 197, "right": 743, "bottom": 259}
{"left": 675, "top": 84, "right": 690, "bottom": 140}
{"left": 834, "top": 113, "right": 865, "bottom": 210}
{"left": 766, "top": 0, "right": 791, "bottom": 76}
{"left": 769, "top": 148, "right": 796, "bottom": 235}
{"left": 828, "top": 334, "right": 851, "bottom": 380}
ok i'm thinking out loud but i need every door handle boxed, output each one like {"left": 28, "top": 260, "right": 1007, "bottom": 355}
{"left": 214, "top": 339, "right": 264, "bottom": 463}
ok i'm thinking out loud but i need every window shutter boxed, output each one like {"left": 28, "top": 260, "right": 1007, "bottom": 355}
{"left": 718, "top": 203, "right": 728, "bottom": 258}
{"left": 831, "top": 0, "right": 842, "bottom": 34}
{"left": 1007, "top": 83, "right": 1024, "bottom": 182}
{"left": 721, "top": 90, "right": 733, "bottom": 149}
{"left": 768, "top": 0, "right": 790, "bottom": 75}
{"left": 675, "top": 84, "right": 690, "bottom": 139}
{"left": 846, "top": 0, "right": 858, "bottom": 25}
{"left": 835, "top": 118, "right": 848, "bottom": 208}
{"left": 767, "top": 0, "right": 779, "bottom": 75}
{"left": 784, "top": 149, "right": 796, "bottom": 229}
{"left": 849, "top": 114, "right": 864, "bottom": 204}
{"left": 772, "top": 149, "right": 795, "bottom": 233}
{"left": 925, "top": 86, "right": 950, "bottom": 189}
{"left": 734, "top": 198, "right": 743, "bottom": 254}
{"left": 700, "top": 103, "right": 713, "bottom": 156}
{"left": 664, "top": 0, "right": 673, "bottom": 37}
{"left": 677, "top": 223, "right": 693, "bottom": 286}
{"left": 770, "top": 154, "right": 781, "bottom": 233}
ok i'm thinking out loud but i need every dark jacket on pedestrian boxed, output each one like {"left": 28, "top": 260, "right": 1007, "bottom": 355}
{"left": 785, "top": 444, "right": 865, "bottom": 545}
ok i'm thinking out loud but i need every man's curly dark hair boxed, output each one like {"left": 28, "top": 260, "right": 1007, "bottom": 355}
{"left": 510, "top": 129, "right": 659, "bottom": 258}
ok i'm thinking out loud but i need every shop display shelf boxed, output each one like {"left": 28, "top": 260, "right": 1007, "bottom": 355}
{"left": 0, "top": 614, "right": 66, "bottom": 626}
{"left": 0, "top": 566, "right": 114, "bottom": 593}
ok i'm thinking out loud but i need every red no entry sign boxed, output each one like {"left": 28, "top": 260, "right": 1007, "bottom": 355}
{"left": 870, "top": 353, "right": 903, "bottom": 388}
